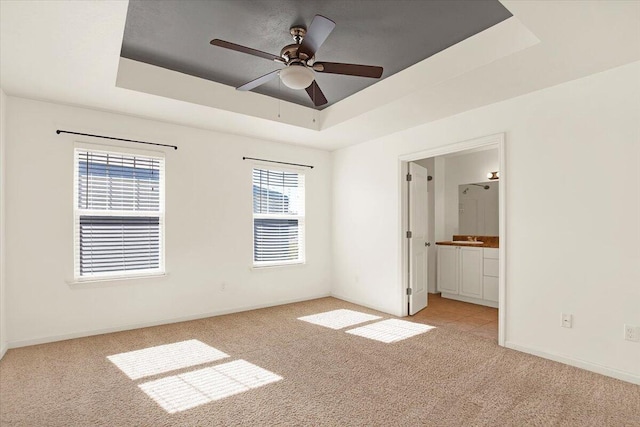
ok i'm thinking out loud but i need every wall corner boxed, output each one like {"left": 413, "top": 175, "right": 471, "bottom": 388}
{"left": 0, "top": 88, "right": 7, "bottom": 358}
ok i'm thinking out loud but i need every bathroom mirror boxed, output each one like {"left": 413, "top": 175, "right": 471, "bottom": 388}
{"left": 458, "top": 181, "right": 499, "bottom": 235}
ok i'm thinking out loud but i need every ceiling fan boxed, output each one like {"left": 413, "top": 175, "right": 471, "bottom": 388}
{"left": 210, "top": 15, "right": 384, "bottom": 107}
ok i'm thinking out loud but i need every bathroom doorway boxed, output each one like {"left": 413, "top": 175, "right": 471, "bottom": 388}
{"left": 400, "top": 133, "right": 506, "bottom": 346}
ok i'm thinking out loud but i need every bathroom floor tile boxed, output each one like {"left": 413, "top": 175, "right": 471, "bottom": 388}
{"left": 411, "top": 294, "right": 498, "bottom": 343}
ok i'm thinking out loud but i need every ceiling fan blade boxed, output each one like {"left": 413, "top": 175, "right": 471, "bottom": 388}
{"left": 305, "top": 81, "right": 328, "bottom": 107}
{"left": 210, "top": 39, "right": 284, "bottom": 63}
{"left": 298, "top": 15, "right": 336, "bottom": 60}
{"left": 237, "top": 70, "right": 280, "bottom": 91}
{"left": 313, "top": 62, "right": 383, "bottom": 78}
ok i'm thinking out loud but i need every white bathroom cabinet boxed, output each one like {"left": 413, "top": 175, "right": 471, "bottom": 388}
{"left": 437, "top": 245, "right": 498, "bottom": 308}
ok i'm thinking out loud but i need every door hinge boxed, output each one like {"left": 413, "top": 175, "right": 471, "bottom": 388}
{"left": 406, "top": 173, "right": 412, "bottom": 182}
{"left": 406, "top": 288, "right": 412, "bottom": 295}
{"left": 406, "top": 231, "right": 412, "bottom": 238}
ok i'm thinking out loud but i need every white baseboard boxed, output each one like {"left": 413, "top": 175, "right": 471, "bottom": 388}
{"left": 8, "top": 293, "right": 331, "bottom": 349}
{"left": 440, "top": 292, "right": 498, "bottom": 308}
{"left": 505, "top": 341, "right": 639, "bottom": 385}
{"left": 330, "top": 292, "right": 401, "bottom": 317}
{"left": 0, "top": 342, "right": 7, "bottom": 361}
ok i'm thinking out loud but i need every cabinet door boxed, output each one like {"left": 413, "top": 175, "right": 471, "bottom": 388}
{"left": 437, "top": 246, "right": 458, "bottom": 294}
{"left": 459, "top": 247, "right": 483, "bottom": 298}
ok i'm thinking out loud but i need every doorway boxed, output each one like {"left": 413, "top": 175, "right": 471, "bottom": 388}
{"left": 400, "top": 133, "right": 506, "bottom": 346}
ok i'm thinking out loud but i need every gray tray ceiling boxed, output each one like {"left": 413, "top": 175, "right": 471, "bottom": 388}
{"left": 121, "top": 0, "right": 511, "bottom": 109}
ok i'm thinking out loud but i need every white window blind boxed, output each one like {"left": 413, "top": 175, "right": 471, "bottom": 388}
{"left": 252, "top": 167, "right": 305, "bottom": 266}
{"left": 74, "top": 148, "right": 165, "bottom": 279}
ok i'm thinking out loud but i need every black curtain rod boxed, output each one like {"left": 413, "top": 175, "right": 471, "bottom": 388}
{"left": 243, "top": 156, "right": 313, "bottom": 169}
{"left": 56, "top": 130, "right": 178, "bottom": 150}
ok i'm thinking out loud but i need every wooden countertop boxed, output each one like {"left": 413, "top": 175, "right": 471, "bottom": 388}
{"left": 435, "top": 235, "right": 499, "bottom": 248}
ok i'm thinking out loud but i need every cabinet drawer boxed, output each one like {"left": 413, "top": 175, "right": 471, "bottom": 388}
{"left": 483, "top": 248, "right": 499, "bottom": 259}
{"left": 483, "top": 258, "right": 499, "bottom": 277}
{"left": 483, "top": 276, "right": 499, "bottom": 302}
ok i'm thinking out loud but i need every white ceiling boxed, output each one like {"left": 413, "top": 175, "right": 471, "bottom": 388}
{"left": 1, "top": 1, "right": 639, "bottom": 151}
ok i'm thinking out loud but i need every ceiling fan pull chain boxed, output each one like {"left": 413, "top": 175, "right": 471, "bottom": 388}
{"left": 278, "top": 77, "right": 281, "bottom": 118}
{"left": 313, "top": 84, "right": 317, "bottom": 122}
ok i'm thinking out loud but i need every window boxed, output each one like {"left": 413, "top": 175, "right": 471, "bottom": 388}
{"left": 252, "top": 167, "right": 305, "bottom": 266}
{"left": 74, "top": 147, "right": 165, "bottom": 279}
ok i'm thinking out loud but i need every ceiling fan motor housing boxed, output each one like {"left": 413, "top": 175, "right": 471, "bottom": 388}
{"left": 280, "top": 44, "right": 301, "bottom": 62}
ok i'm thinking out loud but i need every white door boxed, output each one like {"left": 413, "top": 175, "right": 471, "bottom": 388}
{"left": 408, "top": 162, "right": 429, "bottom": 315}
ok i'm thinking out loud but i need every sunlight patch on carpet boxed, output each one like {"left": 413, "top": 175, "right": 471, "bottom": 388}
{"left": 139, "top": 359, "right": 283, "bottom": 413}
{"left": 297, "top": 309, "right": 382, "bottom": 330}
{"left": 107, "top": 339, "right": 229, "bottom": 380}
{"left": 345, "top": 319, "right": 435, "bottom": 343}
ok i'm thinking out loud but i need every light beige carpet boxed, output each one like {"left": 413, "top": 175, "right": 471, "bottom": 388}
{"left": 0, "top": 297, "right": 638, "bottom": 426}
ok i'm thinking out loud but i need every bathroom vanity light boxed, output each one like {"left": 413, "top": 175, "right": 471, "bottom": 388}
{"left": 487, "top": 171, "right": 499, "bottom": 180}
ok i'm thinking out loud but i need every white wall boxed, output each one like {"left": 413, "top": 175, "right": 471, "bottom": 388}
{"left": 442, "top": 149, "right": 499, "bottom": 239}
{"left": 434, "top": 157, "right": 446, "bottom": 242}
{"left": 332, "top": 61, "right": 640, "bottom": 383}
{"left": 0, "top": 89, "right": 7, "bottom": 358}
{"left": 5, "top": 97, "right": 332, "bottom": 346}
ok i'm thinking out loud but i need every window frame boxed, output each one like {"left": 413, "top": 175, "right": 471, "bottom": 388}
{"left": 251, "top": 163, "right": 306, "bottom": 268}
{"left": 73, "top": 143, "right": 166, "bottom": 281}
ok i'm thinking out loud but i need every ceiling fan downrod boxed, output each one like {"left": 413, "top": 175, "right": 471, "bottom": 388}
{"left": 290, "top": 27, "right": 306, "bottom": 44}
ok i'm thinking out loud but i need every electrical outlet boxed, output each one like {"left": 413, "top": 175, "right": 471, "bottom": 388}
{"left": 561, "top": 313, "right": 572, "bottom": 328}
{"left": 624, "top": 324, "right": 640, "bottom": 342}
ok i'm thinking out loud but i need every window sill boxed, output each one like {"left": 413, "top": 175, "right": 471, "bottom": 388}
{"left": 67, "top": 272, "right": 168, "bottom": 287}
{"left": 251, "top": 262, "right": 305, "bottom": 271}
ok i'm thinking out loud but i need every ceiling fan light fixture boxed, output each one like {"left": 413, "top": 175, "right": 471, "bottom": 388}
{"left": 279, "top": 65, "right": 315, "bottom": 90}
